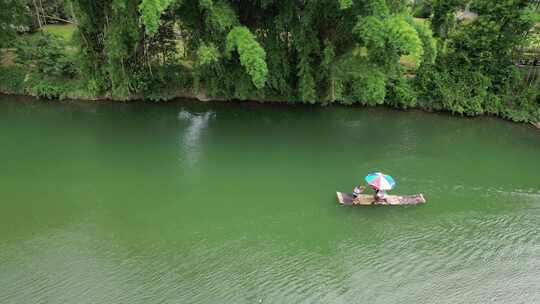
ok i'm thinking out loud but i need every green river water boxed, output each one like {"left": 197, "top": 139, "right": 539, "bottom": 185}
{"left": 0, "top": 95, "right": 539, "bottom": 303}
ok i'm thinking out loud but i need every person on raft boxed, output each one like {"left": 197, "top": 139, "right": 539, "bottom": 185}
{"left": 353, "top": 185, "right": 365, "bottom": 199}
{"left": 374, "top": 189, "right": 388, "bottom": 202}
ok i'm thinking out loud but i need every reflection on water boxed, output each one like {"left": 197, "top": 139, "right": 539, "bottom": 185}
{"left": 178, "top": 109, "right": 215, "bottom": 168}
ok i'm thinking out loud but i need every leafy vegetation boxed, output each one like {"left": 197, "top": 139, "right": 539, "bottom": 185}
{"left": 0, "top": 0, "right": 539, "bottom": 122}
{"left": 0, "top": 0, "right": 26, "bottom": 48}
{"left": 0, "top": 66, "right": 26, "bottom": 94}
{"left": 40, "top": 24, "right": 77, "bottom": 41}
{"left": 415, "top": 0, "right": 540, "bottom": 121}
{"left": 15, "top": 33, "right": 77, "bottom": 77}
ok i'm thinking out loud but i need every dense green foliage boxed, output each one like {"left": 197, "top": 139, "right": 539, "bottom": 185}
{"left": 416, "top": 0, "right": 540, "bottom": 121}
{"left": 0, "top": 66, "right": 26, "bottom": 93}
{"left": 225, "top": 26, "right": 268, "bottom": 89}
{"left": 15, "top": 33, "right": 77, "bottom": 76}
{"left": 1, "top": 0, "right": 539, "bottom": 122}
{"left": 0, "top": 0, "right": 26, "bottom": 48}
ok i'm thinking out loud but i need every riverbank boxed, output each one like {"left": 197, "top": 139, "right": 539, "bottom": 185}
{"left": 0, "top": 65, "right": 192, "bottom": 102}
{"left": 1, "top": 64, "right": 539, "bottom": 128}
{"left": 2, "top": 88, "right": 540, "bottom": 131}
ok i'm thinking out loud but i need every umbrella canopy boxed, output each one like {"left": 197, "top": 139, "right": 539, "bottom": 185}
{"left": 365, "top": 172, "right": 396, "bottom": 191}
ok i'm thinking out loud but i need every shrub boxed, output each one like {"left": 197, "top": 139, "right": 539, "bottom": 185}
{"left": 412, "top": 0, "right": 433, "bottom": 19}
{"left": 141, "top": 64, "right": 194, "bottom": 101}
{"left": 32, "top": 82, "right": 66, "bottom": 99}
{"left": 386, "top": 76, "right": 417, "bottom": 108}
{"left": 0, "top": 66, "right": 26, "bottom": 94}
{"left": 15, "top": 33, "right": 78, "bottom": 77}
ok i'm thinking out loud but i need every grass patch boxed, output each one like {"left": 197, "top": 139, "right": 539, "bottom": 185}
{"left": 24, "top": 24, "right": 78, "bottom": 55}
{"left": 41, "top": 24, "right": 76, "bottom": 42}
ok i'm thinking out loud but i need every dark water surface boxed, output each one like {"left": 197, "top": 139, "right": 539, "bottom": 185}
{"left": 1, "top": 95, "right": 539, "bottom": 303}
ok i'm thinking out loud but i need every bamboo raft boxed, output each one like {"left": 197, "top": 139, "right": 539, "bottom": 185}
{"left": 532, "top": 122, "right": 540, "bottom": 130}
{"left": 336, "top": 192, "right": 426, "bottom": 206}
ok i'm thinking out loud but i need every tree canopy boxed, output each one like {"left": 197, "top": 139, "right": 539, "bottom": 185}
{"left": 1, "top": 0, "right": 539, "bottom": 121}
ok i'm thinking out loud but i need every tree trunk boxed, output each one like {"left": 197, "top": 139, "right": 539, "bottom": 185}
{"left": 32, "top": 0, "right": 42, "bottom": 28}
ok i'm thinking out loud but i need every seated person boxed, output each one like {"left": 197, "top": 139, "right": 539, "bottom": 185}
{"left": 352, "top": 185, "right": 365, "bottom": 198}
{"left": 374, "top": 190, "right": 388, "bottom": 203}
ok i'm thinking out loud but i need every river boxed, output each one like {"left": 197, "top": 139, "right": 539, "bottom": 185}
{"left": 1, "top": 95, "right": 539, "bottom": 303}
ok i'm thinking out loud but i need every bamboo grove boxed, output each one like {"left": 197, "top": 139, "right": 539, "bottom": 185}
{"left": 1, "top": 0, "right": 540, "bottom": 121}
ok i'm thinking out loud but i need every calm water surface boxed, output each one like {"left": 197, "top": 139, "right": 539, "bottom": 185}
{"left": 0, "top": 96, "right": 539, "bottom": 303}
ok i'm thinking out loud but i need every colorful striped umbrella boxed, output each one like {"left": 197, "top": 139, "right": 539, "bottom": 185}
{"left": 365, "top": 172, "right": 396, "bottom": 191}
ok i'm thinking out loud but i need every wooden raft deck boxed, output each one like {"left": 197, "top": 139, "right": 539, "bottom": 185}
{"left": 337, "top": 192, "right": 426, "bottom": 206}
